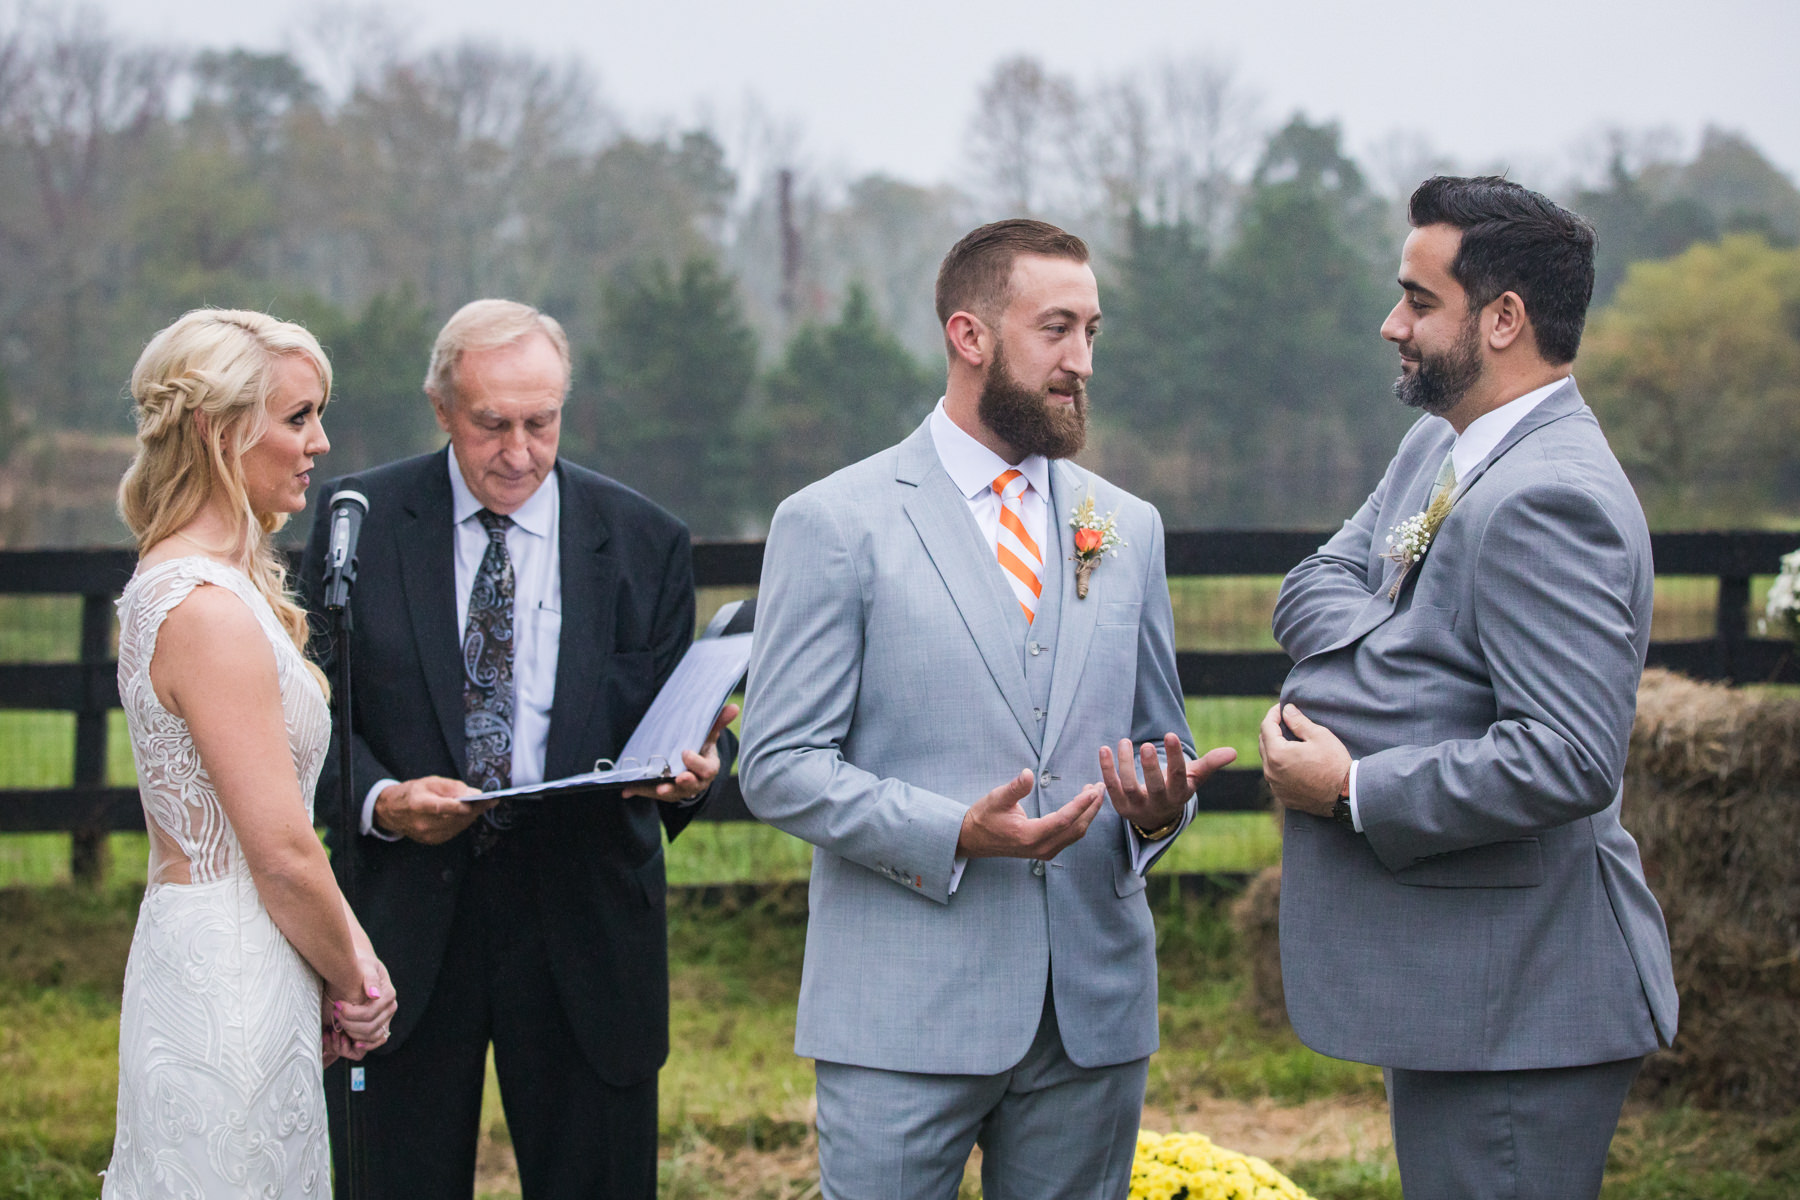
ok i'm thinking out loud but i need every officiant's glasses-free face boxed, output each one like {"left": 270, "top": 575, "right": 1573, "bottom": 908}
{"left": 435, "top": 331, "right": 566, "bottom": 516}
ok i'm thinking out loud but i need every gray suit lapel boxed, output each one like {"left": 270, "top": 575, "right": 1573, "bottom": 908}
{"left": 1448, "top": 378, "right": 1584, "bottom": 501}
{"left": 897, "top": 424, "right": 1040, "bottom": 749}
{"left": 1040, "top": 461, "right": 1100, "bottom": 764}
{"left": 1313, "top": 380, "right": 1588, "bottom": 662}
{"left": 1371, "top": 434, "right": 1454, "bottom": 600}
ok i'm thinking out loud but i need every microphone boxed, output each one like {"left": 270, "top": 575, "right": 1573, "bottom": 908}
{"left": 322, "top": 484, "right": 369, "bottom": 612}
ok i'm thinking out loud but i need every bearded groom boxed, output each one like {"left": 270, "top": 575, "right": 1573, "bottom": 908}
{"left": 742, "top": 219, "right": 1235, "bottom": 1200}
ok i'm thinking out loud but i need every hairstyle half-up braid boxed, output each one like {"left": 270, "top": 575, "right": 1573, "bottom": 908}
{"left": 120, "top": 309, "right": 335, "bottom": 697}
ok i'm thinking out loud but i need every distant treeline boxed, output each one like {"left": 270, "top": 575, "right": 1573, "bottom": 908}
{"left": 1, "top": 11, "right": 1796, "bottom": 543}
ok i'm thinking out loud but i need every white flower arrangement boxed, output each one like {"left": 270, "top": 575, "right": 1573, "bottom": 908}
{"left": 1760, "top": 547, "right": 1800, "bottom": 646}
{"left": 1379, "top": 509, "right": 1436, "bottom": 599}
{"left": 1382, "top": 511, "right": 1434, "bottom": 569}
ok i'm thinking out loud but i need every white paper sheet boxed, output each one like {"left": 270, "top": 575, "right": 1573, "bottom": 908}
{"left": 475, "top": 632, "right": 751, "bottom": 800}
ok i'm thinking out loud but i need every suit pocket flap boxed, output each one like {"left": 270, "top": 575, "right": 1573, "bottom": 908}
{"left": 1394, "top": 838, "right": 1543, "bottom": 888}
{"left": 630, "top": 846, "right": 667, "bottom": 908}
{"left": 1098, "top": 601, "right": 1141, "bottom": 627}
{"left": 1403, "top": 603, "right": 1459, "bottom": 631}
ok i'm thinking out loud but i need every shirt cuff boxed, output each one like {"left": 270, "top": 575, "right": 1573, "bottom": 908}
{"left": 1347, "top": 759, "right": 1364, "bottom": 833}
{"left": 1125, "top": 802, "right": 1194, "bottom": 873}
{"left": 363, "top": 779, "right": 403, "bottom": 842}
{"left": 948, "top": 855, "right": 968, "bottom": 895}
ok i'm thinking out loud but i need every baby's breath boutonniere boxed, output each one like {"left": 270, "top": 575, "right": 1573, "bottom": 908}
{"left": 1379, "top": 511, "right": 1435, "bottom": 599}
{"left": 1379, "top": 475, "right": 1466, "bottom": 604}
{"left": 1069, "top": 492, "right": 1124, "bottom": 599}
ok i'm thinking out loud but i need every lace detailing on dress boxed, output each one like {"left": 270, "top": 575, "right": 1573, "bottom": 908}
{"left": 115, "top": 557, "right": 329, "bottom": 885}
{"left": 104, "top": 556, "right": 333, "bottom": 1198}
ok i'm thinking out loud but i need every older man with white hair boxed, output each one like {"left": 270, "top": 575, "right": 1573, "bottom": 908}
{"left": 303, "top": 298, "right": 734, "bottom": 1199}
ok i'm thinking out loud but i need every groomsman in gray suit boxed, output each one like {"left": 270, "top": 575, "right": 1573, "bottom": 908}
{"left": 742, "top": 219, "right": 1236, "bottom": 1199}
{"left": 1263, "top": 176, "right": 1678, "bottom": 1198}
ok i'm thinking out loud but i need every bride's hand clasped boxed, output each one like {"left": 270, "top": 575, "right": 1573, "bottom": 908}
{"left": 327, "top": 955, "right": 397, "bottom": 1063}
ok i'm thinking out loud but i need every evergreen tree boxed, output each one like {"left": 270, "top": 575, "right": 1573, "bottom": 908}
{"left": 1088, "top": 214, "right": 1222, "bottom": 527}
{"left": 578, "top": 256, "right": 758, "bottom": 535}
{"left": 1205, "top": 116, "right": 1404, "bottom": 525}
{"left": 1575, "top": 155, "right": 1718, "bottom": 305}
{"left": 753, "top": 284, "right": 937, "bottom": 514}
{"left": 298, "top": 288, "right": 439, "bottom": 478}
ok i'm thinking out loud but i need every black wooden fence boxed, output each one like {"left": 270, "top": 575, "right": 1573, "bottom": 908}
{"left": 3, "top": 531, "right": 1796, "bottom": 879}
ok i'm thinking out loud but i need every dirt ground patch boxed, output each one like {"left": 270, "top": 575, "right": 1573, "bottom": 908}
{"left": 1142, "top": 1095, "right": 1393, "bottom": 1163}
{"left": 473, "top": 1095, "right": 1391, "bottom": 1198}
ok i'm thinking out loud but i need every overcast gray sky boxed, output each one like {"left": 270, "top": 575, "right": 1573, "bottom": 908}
{"left": 91, "top": 0, "right": 1800, "bottom": 192}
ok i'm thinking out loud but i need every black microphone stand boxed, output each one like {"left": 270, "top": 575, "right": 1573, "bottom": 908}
{"left": 327, "top": 563, "right": 367, "bottom": 1200}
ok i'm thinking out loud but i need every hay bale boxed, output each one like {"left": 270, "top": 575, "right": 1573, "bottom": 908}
{"left": 1628, "top": 668, "right": 1800, "bottom": 1111}
{"left": 1230, "top": 864, "right": 1286, "bottom": 1028}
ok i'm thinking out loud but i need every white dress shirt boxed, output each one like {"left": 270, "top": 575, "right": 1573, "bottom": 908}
{"left": 928, "top": 400, "right": 1183, "bottom": 883}
{"left": 929, "top": 399, "right": 1051, "bottom": 564}
{"left": 362, "top": 447, "right": 563, "bottom": 838}
{"left": 1346, "top": 375, "right": 1568, "bottom": 831}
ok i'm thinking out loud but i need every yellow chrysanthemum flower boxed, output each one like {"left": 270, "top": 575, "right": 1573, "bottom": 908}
{"left": 1126, "top": 1131, "right": 1316, "bottom": 1200}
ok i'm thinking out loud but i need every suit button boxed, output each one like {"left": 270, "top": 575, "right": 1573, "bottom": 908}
{"left": 1029, "top": 642, "right": 1044, "bottom": 656}
{"left": 441, "top": 868, "right": 455, "bottom": 883}
{"left": 1031, "top": 860, "right": 1046, "bottom": 877}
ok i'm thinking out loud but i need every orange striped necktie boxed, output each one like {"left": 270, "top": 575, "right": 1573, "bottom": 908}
{"left": 991, "top": 469, "right": 1043, "bottom": 623}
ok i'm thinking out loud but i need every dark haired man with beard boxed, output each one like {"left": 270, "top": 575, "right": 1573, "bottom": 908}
{"left": 1262, "top": 177, "right": 1676, "bottom": 1198}
{"left": 742, "top": 219, "right": 1236, "bottom": 1199}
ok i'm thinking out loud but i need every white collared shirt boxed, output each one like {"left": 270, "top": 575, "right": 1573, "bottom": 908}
{"left": 1346, "top": 375, "right": 1571, "bottom": 832}
{"left": 1448, "top": 376, "right": 1567, "bottom": 486}
{"left": 361, "top": 447, "right": 562, "bottom": 837}
{"left": 928, "top": 398, "right": 1050, "bottom": 563}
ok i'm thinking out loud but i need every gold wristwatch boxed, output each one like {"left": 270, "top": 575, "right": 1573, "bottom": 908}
{"left": 1131, "top": 814, "right": 1182, "bottom": 842}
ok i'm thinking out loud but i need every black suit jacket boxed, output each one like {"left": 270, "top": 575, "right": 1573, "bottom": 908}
{"left": 301, "top": 448, "right": 717, "bottom": 1086}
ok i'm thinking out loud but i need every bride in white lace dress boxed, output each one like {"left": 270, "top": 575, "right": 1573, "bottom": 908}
{"left": 102, "top": 310, "right": 398, "bottom": 1198}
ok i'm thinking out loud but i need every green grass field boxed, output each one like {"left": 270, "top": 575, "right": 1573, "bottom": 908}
{"left": 4, "top": 580, "right": 1798, "bottom": 1196}
{"left": 0, "top": 809, "right": 1285, "bottom": 892}
{"left": 3, "top": 882, "right": 1796, "bottom": 1200}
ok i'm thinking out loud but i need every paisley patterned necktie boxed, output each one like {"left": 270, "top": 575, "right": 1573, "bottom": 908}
{"left": 465, "top": 509, "right": 516, "bottom": 854}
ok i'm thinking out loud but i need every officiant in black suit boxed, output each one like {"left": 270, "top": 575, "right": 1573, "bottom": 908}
{"left": 301, "top": 298, "right": 735, "bottom": 1199}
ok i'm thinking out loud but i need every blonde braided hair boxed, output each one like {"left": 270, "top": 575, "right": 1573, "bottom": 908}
{"left": 119, "top": 309, "right": 334, "bottom": 695}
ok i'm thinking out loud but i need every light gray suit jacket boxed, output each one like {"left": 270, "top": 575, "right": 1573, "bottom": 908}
{"left": 741, "top": 418, "right": 1195, "bottom": 1075}
{"left": 1273, "top": 380, "right": 1678, "bottom": 1072}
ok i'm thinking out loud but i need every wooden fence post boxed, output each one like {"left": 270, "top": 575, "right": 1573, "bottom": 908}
{"left": 70, "top": 592, "right": 113, "bottom": 886}
{"left": 1716, "top": 572, "right": 1751, "bottom": 685}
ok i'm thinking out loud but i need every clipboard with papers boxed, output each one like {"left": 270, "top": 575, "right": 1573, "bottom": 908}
{"left": 470, "top": 599, "right": 754, "bottom": 803}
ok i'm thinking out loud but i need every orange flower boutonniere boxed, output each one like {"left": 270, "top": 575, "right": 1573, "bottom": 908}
{"left": 1069, "top": 492, "right": 1124, "bottom": 599}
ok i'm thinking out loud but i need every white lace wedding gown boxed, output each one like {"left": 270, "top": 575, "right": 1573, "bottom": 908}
{"left": 102, "top": 557, "right": 333, "bottom": 1198}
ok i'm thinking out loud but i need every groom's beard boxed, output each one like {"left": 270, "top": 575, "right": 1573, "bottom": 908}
{"left": 1394, "top": 315, "right": 1483, "bottom": 416}
{"left": 978, "top": 344, "right": 1089, "bottom": 461}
